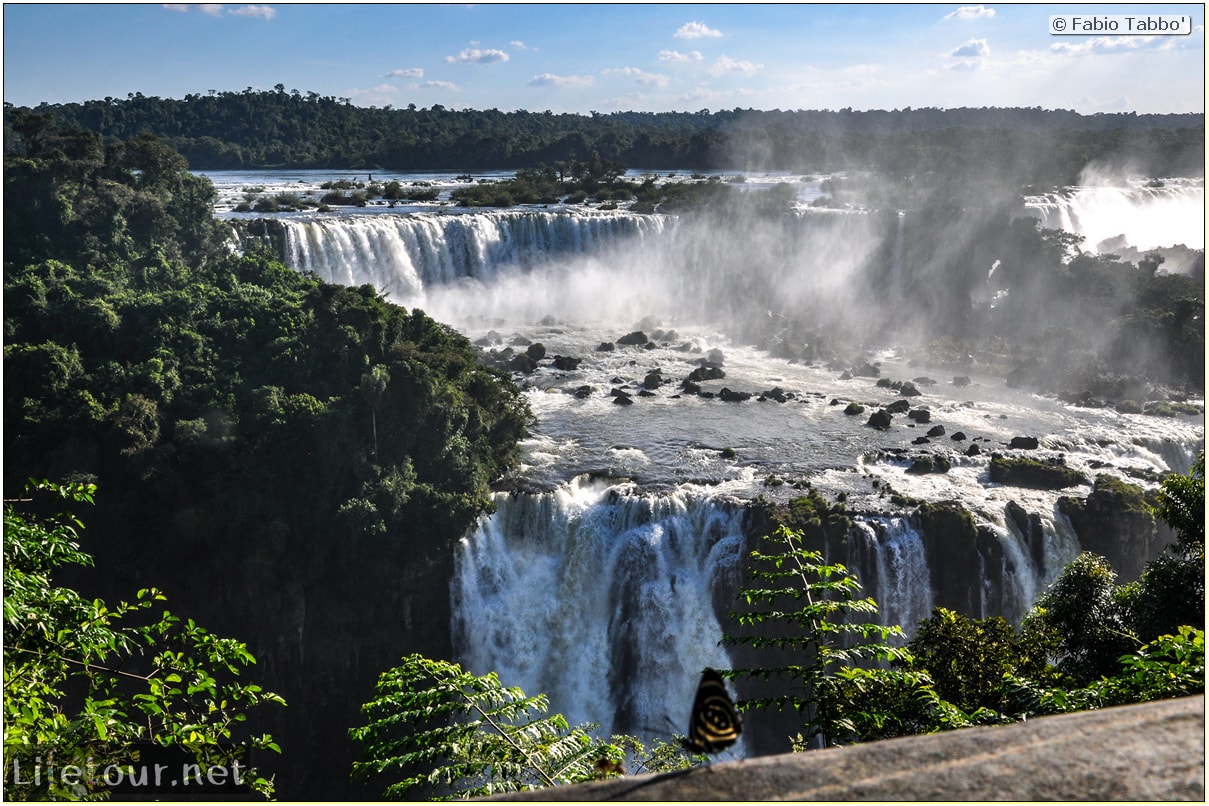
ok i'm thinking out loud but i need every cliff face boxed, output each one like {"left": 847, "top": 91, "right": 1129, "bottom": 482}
{"left": 1058, "top": 474, "right": 1169, "bottom": 582}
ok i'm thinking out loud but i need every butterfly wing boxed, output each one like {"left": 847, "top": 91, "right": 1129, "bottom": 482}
{"left": 683, "top": 668, "right": 741, "bottom": 754}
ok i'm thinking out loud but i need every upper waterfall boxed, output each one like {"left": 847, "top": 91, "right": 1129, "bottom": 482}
{"left": 1021, "top": 178, "right": 1204, "bottom": 253}
{"left": 276, "top": 209, "right": 670, "bottom": 308}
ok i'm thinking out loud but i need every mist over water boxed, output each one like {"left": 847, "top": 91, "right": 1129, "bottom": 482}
{"left": 1022, "top": 177, "right": 1204, "bottom": 253}
{"left": 218, "top": 170, "right": 1203, "bottom": 751}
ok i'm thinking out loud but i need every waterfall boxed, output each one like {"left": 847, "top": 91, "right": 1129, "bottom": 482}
{"left": 850, "top": 517, "right": 933, "bottom": 639}
{"left": 450, "top": 476, "right": 747, "bottom": 743}
{"left": 275, "top": 210, "right": 668, "bottom": 308}
{"left": 1021, "top": 180, "right": 1204, "bottom": 252}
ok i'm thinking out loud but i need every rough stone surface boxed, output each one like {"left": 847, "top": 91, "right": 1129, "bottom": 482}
{"left": 485, "top": 696, "right": 1205, "bottom": 801}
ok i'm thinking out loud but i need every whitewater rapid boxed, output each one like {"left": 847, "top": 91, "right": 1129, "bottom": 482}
{"left": 210, "top": 169, "right": 1204, "bottom": 752}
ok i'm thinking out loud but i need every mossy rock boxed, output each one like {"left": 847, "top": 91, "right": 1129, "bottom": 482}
{"left": 989, "top": 455, "right": 1088, "bottom": 489}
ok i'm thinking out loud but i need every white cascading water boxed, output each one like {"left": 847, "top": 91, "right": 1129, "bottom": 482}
{"left": 220, "top": 181, "right": 1201, "bottom": 751}
{"left": 281, "top": 210, "right": 669, "bottom": 309}
{"left": 1022, "top": 179, "right": 1204, "bottom": 252}
{"left": 450, "top": 476, "right": 747, "bottom": 745}
{"left": 848, "top": 517, "right": 934, "bottom": 638}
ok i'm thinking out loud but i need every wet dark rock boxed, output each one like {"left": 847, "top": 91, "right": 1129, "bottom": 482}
{"left": 907, "top": 454, "right": 951, "bottom": 474}
{"left": 867, "top": 410, "right": 893, "bottom": 429}
{"left": 612, "top": 393, "right": 634, "bottom": 406}
{"left": 951, "top": 431, "right": 967, "bottom": 441}
{"left": 596, "top": 342, "right": 616, "bottom": 352}
{"left": 886, "top": 399, "right": 911, "bottom": 415}
{"left": 1057, "top": 475, "right": 1165, "bottom": 582}
{"left": 511, "top": 335, "right": 533, "bottom": 346}
{"left": 927, "top": 425, "right": 946, "bottom": 437}
{"left": 707, "top": 348, "right": 726, "bottom": 365}
{"left": 573, "top": 385, "right": 593, "bottom": 399}
{"left": 617, "top": 331, "right": 648, "bottom": 345}
{"left": 1006, "top": 501, "right": 1047, "bottom": 572}
{"left": 552, "top": 355, "right": 581, "bottom": 371}
{"left": 680, "top": 380, "right": 702, "bottom": 395}
{"left": 908, "top": 409, "right": 932, "bottom": 423}
{"left": 638, "top": 390, "right": 656, "bottom": 397}
{"left": 966, "top": 443, "right": 982, "bottom": 456}
{"left": 526, "top": 343, "right": 547, "bottom": 361}
{"left": 913, "top": 376, "right": 938, "bottom": 386}
{"left": 953, "top": 375, "right": 971, "bottom": 387}
{"left": 912, "top": 436, "right": 931, "bottom": 445}
{"left": 762, "top": 387, "right": 790, "bottom": 403}
{"left": 643, "top": 371, "right": 664, "bottom": 390}
{"left": 1010, "top": 436, "right": 1040, "bottom": 450}
{"left": 509, "top": 353, "right": 538, "bottom": 373}
{"left": 539, "top": 315, "right": 558, "bottom": 326}
{"left": 854, "top": 362, "right": 881, "bottom": 378}
{"left": 989, "top": 454, "right": 1087, "bottom": 489}
{"left": 839, "top": 370, "right": 853, "bottom": 380}
{"left": 900, "top": 382, "right": 922, "bottom": 397}
{"left": 844, "top": 402, "right": 865, "bottom": 415}
{"left": 687, "top": 366, "right": 726, "bottom": 383}
{"left": 719, "top": 387, "right": 752, "bottom": 402}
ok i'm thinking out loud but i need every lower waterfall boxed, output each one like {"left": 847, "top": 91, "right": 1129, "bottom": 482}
{"left": 451, "top": 476, "right": 747, "bottom": 744}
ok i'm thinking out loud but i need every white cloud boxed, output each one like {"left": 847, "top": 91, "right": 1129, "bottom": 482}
{"left": 944, "top": 5, "right": 995, "bottom": 20}
{"left": 528, "top": 73, "right": 594, "bottom": 88}
{"left": 228, "top": 5, "right": 275, "bottom": 19}
{"left": 948, "top": 38, "right": 990, "bottom": 58}
{"left": 604, "top": 67, "right": 669, "bottom": 87}
{"left": 677, "top": 86, "right": 725, "bottom": 103}
{"left": 675, "top": 21, "right": 722, "bottom": 39}
{"left": 387, "top": 68, "right": 424, "bottom": 79}
{"left": 446, "top": 48, "right": 509, "bottom": 64}
{"left": 709, "top": 55, "right": 763, "bottom": 76}
{"left": 413, "top": 80, "right": 460, "bottom": 91}
{"left": 510, "top": 40, "right": 529, "bottom": 50}
{"left": 163, "top": 4, "right": 220, "bottom": 14}
{"left": 658, "top": 49, "right": 703, "bottom": 62}
{"left": 347, "top": 83, "right": 401, "bottom": 106}
{"left": 1049, "top": 35, "right": 1163, "bottom": 56}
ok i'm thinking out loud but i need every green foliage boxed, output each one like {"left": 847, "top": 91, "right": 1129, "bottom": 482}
{"left": 906, "top": 608, "right": 1056, "bottom": 714}
{"left": 723, "top": 525, "right": 908, "bottom": 748}
{"left": 1026, "top": 553, "right": 1136, "bottom": 685}
{"left": 1153, "top": 451, "right": 1205, "bottom": 559}
{"left": 350, "top": 654, "right": 654, "bottom": 800}
{"left": 1004, "top": 627, "right": 1205, "bottom": 716}
{"left": 4, "top": 118, "right": 533, "bottom": 799}
{"left": 3, "top": 481, "right": 284, "bottom": 800}
{"left": 12, "top": 94, "right": 1202, "bottom": 181}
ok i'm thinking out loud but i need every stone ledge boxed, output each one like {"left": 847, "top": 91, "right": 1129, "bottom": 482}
{"left": 485, "top": 695, "right": 1205, "bottom": 801}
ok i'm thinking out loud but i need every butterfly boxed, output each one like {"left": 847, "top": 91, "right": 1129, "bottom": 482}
{"left": 680, "top": 668, "right": 742, "bottom": 755}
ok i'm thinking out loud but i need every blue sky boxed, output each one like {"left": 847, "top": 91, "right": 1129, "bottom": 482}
{"left": 3, "top": 3, "right": 1204, "bottom": 113}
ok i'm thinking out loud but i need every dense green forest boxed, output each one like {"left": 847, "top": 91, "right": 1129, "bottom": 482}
{"left": 4, "top": 121, "right": 532, "bottom": 798}
{"left": 6, "top": 89, "right": 1204, "bottom": 182}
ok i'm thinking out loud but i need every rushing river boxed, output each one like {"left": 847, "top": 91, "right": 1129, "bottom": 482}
{"left": 208, "top": 169, "right": 1204, "bottom": 750}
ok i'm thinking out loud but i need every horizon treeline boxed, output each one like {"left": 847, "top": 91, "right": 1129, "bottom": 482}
{"left": 4, "top": 87, "right": 1204, "bottom": 182}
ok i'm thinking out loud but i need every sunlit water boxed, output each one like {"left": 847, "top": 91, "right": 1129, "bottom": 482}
{"left": 212, "top": 170, "right": 1204, "bottom": 750}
